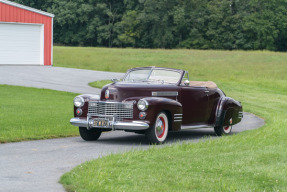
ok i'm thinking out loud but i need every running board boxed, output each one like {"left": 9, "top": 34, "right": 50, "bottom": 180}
{"left": 181, "top": 125, "right": 214, "bottom": 130}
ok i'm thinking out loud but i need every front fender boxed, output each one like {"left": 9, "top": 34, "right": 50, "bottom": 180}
{"left": 73, "top": 94, "right": 100, "bottom": 118}
{"left": 215, "top": 97, "right": 243, "bottom": 127}
{"left": 125, "top": 97, "right": 182, "bottom": 131}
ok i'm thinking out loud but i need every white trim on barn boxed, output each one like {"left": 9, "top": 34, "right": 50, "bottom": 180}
{"left": 40, "top": 23, "right": 44, "bottom": 65}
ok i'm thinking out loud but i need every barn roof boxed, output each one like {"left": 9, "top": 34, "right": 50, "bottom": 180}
{"left": 0, "top": 0, "right": 54, "bottom": 18}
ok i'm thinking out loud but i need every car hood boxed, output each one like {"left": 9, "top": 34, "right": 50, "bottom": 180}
{"left": 100, "top": 82, "right": 180, "bottom": 101}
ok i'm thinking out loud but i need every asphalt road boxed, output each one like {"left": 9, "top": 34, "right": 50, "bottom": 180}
{"left": 0, "top": 66, "right": 265, "bottom": 192}
{"left": 0, "top": 66, "right": 123, "bottom": 94}
{"left": 0, "top": 113, "right": 264, "bottom": 192}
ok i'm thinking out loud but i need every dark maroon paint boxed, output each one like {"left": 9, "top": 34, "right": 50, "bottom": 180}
{"left": 74, "top": 67, "right": 242, "bottom": 131}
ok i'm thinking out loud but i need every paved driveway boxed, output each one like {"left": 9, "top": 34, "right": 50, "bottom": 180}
{"left": 0, "top": 66, "right": 123, "bottom": 94}
{"left": 0, "top": 66, "right": 265, "bottom": 192}
{"left": 0, "top": 112, "right": 264, "bottom": 192}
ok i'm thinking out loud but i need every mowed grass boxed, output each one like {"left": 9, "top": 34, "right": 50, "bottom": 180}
{"left": 88, "top": 80, "right": 112, "bottom": 89}
{"left": 0, "top": 85, "right": 78, "bottom": 142}
{"left": 54, "top": 47, "right": 287, "bottom": 191}
{"left": 54, "top": 46, "right": 286, "bottom": 82}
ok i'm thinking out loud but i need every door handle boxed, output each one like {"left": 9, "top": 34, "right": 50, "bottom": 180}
{"left": 204, "top": 90, "right": 209, "bottom": 93}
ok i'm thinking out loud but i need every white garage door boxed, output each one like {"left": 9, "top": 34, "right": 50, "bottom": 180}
{"left": 0, "top": 23, "right": 44, "bottom": 65}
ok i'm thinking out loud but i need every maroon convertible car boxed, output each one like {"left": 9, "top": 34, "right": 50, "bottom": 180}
{"left": 70, "top": 67, "right": 243, "bottom": 144}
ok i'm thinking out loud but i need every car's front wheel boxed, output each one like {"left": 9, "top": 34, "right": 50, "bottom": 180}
{"left": 145, "top": 112, "right": 169, "bottom": 144}
{"left": 79, "top": 127, "right": 102, "bottom": 141}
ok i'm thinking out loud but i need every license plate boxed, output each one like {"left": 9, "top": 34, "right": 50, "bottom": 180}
{"left": 93, "top": 119, "right": 109, "bottom": 127}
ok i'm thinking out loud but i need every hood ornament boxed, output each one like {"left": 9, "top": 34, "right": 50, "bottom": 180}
{"left": 111, "top": 79, "right": 120, "bottom": 83}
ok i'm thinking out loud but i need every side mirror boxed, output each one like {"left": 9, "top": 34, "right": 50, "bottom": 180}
{"left": 184, "top": 80, "right": 190, "bottom": 86}
{"left": 111, "top": 79, "right": 120, "bottom": 83}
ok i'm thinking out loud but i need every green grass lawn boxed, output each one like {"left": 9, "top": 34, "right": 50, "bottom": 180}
{"left": 55, "top": 47, "right": 287, "bottom": 192}
{"left": 55, "top": 47, "right": 287, "bottom": 191}
{"left": 54, "top": 46, "right": 286, "bottom": 82}
{"left": 0, "top": 85, "right": 78, "bottom": 142}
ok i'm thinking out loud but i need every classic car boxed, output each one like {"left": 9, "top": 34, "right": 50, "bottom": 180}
{"left": 70, "top": 67, "right": 243, "bottom": 144}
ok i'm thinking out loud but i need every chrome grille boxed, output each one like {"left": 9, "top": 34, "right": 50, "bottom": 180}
{"left": 88, "top": 101, "right": 133, "bottom": 121}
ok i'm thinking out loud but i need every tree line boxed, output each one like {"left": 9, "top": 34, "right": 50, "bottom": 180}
{"left": 14, "top": 0, "right": 287, "bottom": 51}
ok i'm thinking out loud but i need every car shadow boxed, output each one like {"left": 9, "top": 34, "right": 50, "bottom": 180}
{"left": 91, "top": 128, "right": 219, "bottom": 146}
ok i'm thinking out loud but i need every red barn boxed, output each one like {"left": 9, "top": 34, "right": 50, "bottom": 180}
{"left": 0, "top": 0, "right": 54, "bottom": 65}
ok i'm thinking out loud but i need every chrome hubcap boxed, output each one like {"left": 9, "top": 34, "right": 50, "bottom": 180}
{"left": 156, "top": 117, "right": 165, "bottom": 138}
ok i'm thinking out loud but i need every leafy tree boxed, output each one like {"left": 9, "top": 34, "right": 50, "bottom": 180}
{"left": 117, "top": 10, "right": 140, "bottom": 46}
{"left": 11, "top": 0, "right": 287, "bottom": 51}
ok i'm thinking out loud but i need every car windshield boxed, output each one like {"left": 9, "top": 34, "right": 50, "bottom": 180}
{"left": 123, "top": 68, "right": 182, "bottom": 84}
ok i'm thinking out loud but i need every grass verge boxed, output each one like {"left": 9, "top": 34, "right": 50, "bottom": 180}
{"left": 88, "top": 80, "right": 112, "bottom": 89}
{"left": 0, "top": 85, "right": 78, "bottom": 143}
{"left": 55, "top": 47, "right": 287, "bottom": 191}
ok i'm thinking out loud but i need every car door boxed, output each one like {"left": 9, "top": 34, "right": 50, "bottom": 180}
{"left": 180, "top": 86, "right": 209, "bottom": 124}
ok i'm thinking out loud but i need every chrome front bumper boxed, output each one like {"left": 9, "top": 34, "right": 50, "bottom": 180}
{"left": 70, "top": 117, "right": 149, "bottom": 131}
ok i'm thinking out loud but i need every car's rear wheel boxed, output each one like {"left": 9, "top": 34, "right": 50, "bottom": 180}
{"left": 79, "top": 127, "right": 102, "bottom": 141}
{"left": 145, "top": 112, "right": 169, "bottom": 144}
{"left": 214, "top": 125, "right": 232, "bottom": 136}
{"left": 214, "top": 112, "right": 233, "bottom": 136}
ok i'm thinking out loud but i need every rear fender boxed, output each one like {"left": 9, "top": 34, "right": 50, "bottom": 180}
{"left": 215, "top": 97, "right": 243, "bottom": 127}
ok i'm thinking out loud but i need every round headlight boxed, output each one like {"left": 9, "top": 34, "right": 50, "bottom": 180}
{"left": 137, "top": 99, "right": 148, "bottom": 111}
{"left": 74, "top": 96, "right": 84, "bottom": 107}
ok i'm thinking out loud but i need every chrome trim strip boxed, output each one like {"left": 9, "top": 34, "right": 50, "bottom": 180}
{"left": 238, "top": 112, "right": 243, "bottom": 118}
{"left": 174, "top": 117, "right": 183, "bottom": 119}
{"left": 152, "top": 92, "right": 178, "bottom": 97}
{"left": 174, "top": 120, "right": 182, "bottom": 122}
{"left": 181, "top": 125, "right": 213, "bottom": 130}
{"left": 174, "top": 114, "right": 183, "bottom": 116}
{"left": 88, "top": 114, "right": 114, "bottom": 118}
{"left": 89, "top": 100, "right": 134, "bottom": 104}
{"left": 70, "top": 118, "right": 149, "bottom": 130}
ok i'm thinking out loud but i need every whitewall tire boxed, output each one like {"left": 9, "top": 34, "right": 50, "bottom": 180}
{"left": 146, "top": 112, "right": 169, "bottom": 144}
